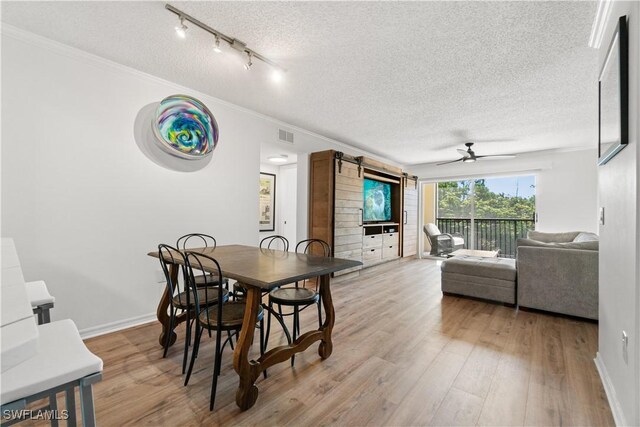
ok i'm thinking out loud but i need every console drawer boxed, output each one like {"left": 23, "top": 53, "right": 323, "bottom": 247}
{"left": 363, "top": 234, "right": 382, "bottom": 249}
{"left": 363, "top": 247, "right": 382, "bottom": 261}
{"left": 383, "top": 245, "right": 398, "bottom": 259}
{"left": 383, "top": 232, "right": 399, "bottom": 246}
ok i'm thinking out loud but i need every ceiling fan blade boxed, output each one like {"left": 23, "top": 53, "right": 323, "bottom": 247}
{"left": 475, "top": 155, "right": 516, "bottom": 160}
{"left": 437, "top": 158, "right": 464, "bottom": 166}
{"left": 456, "top": 149, "right": 469, "bottom": 156}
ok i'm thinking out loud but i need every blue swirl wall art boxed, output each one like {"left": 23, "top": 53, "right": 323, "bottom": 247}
{"left": 152, "top": 94, "right": 219, "bottom": 160}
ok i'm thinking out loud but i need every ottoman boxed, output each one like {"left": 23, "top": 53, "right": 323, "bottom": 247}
{"left": 441, "top": 255, "right": 517, "bottom": 305}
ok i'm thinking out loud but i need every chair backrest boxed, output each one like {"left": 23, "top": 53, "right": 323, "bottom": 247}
{"left": 295, "top": 239, "right": 331, "bottom": 257}
{"left": 424, "top": 223, "right": 441, "bottom": 238}
{"left": 1, "top": 238, "right": 39, "bottom": 373}
{"left": 176, "top": 234, "right": 217, "bottom": 251}
{"left": 260, "top": 235, "right": 289, "bottom": 252}
{"left": 157, "top": 244, "right": 189, "bottom": 309}
{"left": 1, "top": 238, "right": 32, "bottom": 326}
{"left": 184, "top": 251, "right": 225, "bottom": 327}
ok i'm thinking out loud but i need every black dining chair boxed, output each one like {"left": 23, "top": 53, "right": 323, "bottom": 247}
{"left": 183, "top": 251, "right": 265, "bottom": 411}
{"left": 176, "top": 234, "right": 229, "bottom": 289}
{"left": 232, "top": 235, "right": 290, "bottom": 301}
{"left": 264, "top": 238, "right": 329, "bottom": 366}
{"left": 157, "top": 244, "right": 229, "bottom": 375}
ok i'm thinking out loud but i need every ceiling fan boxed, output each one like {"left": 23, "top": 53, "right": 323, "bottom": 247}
{"left": 437, "top": 142, "right": 516, "bottom": 166}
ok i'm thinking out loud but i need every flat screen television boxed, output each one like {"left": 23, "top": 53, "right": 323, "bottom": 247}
{"left": 363, "top": 178, "right": 392, "bottom": 222}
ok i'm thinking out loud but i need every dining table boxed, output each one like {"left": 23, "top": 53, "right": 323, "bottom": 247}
{"left": 147, "top": 244, "right": 362, "bottom": 410}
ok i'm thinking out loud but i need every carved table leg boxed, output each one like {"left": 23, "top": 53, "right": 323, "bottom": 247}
{"left": 157, "top": 264, "right": 178, "bottom": 347}
{"left": 233, "top": 285, "right": 260, "bottom": 410}
{"left": 318, "top": 274, "right": 334, "bottom": 359}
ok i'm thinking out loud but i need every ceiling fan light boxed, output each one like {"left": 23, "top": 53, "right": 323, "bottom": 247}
{"left": 462, "top": 157, "right": 476, "bottom": 163}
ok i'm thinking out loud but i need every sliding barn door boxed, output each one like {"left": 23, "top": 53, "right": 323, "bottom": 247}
{"left": 402, "top": 177, "right": 418, "bottom": 257}
{"left": 333, "top": 159, "right": 363, "bottom": 276}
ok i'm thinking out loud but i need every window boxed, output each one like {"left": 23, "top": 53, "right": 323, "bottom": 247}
{"left": 436, "top": 176, "right": 536, "bottom": 257}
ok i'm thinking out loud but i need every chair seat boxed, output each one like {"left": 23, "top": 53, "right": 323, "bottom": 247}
{"left": 1, "top": 319, "right": 103, "bottom": 404}
{"left": 198, "top": 302, "right": 263, "bottom": 330}
{"left": 25, "top": 280, "right": 55, "bottom": 307}
{"left": 172, "top": 288, "right": 229, "bottom": 309}
{"left": 193, "top": 274, "right": 229, "bottom": 287}
{"left": 269, "top": 287, "right": 319, "bottom": 305}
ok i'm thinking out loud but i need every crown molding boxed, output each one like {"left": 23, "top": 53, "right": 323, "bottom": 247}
{"left": 589, "top": 0, "right": 613, "bottom": 49}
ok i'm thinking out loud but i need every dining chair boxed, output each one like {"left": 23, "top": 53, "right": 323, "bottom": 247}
{"left": 183, "top": 251, "right": 265, "bottom": 411}
{"left": 176, "top": 233, "right": 229, "bottom": 289}
{"left": 233, "top": 235, "right": 291, "bottom": 301}
{"left": 264, "top": 238, "right": 329, "bottom": 367}
{"left": 157, "top": 244, "right": 229, "bottom": 375}
{"left": 260, "top": 235, "right": 290, "bottom": 251}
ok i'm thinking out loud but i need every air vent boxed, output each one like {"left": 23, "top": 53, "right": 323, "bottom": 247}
{"left": 278, "top": 129, "right": 294, "bottom": 144}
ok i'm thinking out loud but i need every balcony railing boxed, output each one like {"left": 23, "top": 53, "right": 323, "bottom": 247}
{"left": 436, "top": 217, "right": 535, "bottom": 258}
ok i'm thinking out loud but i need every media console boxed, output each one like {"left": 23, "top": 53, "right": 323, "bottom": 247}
{"left": 309, "top": 150, "right": 419, "bottom": 277}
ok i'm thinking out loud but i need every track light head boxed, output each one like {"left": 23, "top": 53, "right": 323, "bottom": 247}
{"left": 175, "top": 17, "right": 187, "bottom": 38}
{"left": 243, "top": 52, "right": 253, "bottom": 71}
{"left": 213, "top": 35, "right": 222, "bottom": 53}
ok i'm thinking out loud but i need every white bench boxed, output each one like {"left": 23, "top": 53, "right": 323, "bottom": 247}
{"left": 1, "top": 238, "right": 102, "bottom": 426}
{"left": 1, "top": 320, "right": 103, "bottom": 426}
{"left": 1, "top": 239, "right": 55, "bottom": 324}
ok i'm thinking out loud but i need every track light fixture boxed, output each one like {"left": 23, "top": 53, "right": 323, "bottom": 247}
{"left": 166, "top": 3, "right": 286, "bottom": 78}
{"left": 213, "top": 35, "right": 222, "bottom": 53}
{"left": 174, "top": 17, "right": 187, "bottom": 39}
{"left": 244, "top": 52, "right": 253, "bottom": 71}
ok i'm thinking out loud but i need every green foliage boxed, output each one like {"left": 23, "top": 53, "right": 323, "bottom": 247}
{"left": 437, "top": 179, "right": 535, "bottom": 219}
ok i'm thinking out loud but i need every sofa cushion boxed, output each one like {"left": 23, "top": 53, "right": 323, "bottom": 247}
{"left": 441, "top": 256, "right": 516, "bottom": 281}
{"left": 517, "top": 238, "right": 598, "bottom": 251}
{"left": 526, "top": 231, "right": 580, "bottom": 243}
{"left": 573, "top": 232, "right": 599, "bottom": 243}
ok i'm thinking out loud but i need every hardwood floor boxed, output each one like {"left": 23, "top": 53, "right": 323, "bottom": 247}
{"left": 60, "top": 259, "right": 616, "bottom": 425}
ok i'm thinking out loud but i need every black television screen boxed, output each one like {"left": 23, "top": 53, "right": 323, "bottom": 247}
{"left": 363, "top": 178, "right": 391, "bottom": 222}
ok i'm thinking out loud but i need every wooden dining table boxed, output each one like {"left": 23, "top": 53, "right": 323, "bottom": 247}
{"left": 147, "top": 244, "right": 361, "bottom": 410}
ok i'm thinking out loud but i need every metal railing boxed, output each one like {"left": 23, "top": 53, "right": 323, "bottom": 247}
{"left": 436, "top": 217, "right": 535, "bottom": 258}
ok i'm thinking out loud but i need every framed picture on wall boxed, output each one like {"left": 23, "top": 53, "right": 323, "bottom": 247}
{"left": 598, "top": 15, "right": 628, "bottom": 166}
{"left": 259, "top": 172, "right": 276, "bottom": 232}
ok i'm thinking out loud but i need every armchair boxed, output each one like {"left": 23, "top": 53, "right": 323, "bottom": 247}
{"left": 423, "top": 223, "right": 465, "bottom": 256}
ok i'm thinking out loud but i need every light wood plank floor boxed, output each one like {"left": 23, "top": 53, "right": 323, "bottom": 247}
{"left": 60, "top": 259, "right": 616, "bottom": 425}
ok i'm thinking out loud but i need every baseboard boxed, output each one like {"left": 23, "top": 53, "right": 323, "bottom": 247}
{"left": 594, "top": 352, "right": 628, "bottom": 426}
{"left": 79, "top": 313, "right": 157, "bottom": 340}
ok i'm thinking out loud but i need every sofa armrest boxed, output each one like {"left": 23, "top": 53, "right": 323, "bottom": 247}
{"left": 517, "top": 246, "right": 598, "bottom": 319}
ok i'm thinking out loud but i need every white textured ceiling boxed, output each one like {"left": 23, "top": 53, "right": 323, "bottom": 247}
{"left": 1, "top": 1, "right": 598, "bottom": 165}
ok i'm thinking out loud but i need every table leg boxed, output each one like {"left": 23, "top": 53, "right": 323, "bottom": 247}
{"left": 318, "top": 274, "right": 334, "bottom": 359}
{"left": 232, "top": 274, "right": 336, "bottom": 411}
{"left": 157, "top": 264, "right": 178, "bottom": 347}
{"left": 233, "top": 285, "right": 261, "bottom": 410}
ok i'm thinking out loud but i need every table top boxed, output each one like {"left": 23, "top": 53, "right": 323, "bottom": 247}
{"left": 148, "top": 244, "right": 362, "bottom": 290}
{"left": 449, "top": 248, "right": 500, "bottom": 258}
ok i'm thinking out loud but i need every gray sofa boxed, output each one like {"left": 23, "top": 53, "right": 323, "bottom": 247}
{"left": 517, "top": 231, "right": 599, "bottom": 320}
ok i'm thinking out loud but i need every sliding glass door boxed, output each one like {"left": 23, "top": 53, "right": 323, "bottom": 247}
{"left": 436, "top": 176, "right": 536, "bottom": 258}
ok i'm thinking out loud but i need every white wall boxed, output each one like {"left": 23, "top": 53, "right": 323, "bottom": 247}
{"left": 0, "top": 27, "right": 384, "bottom": 335}
{"left": 258, "top": 163, "right": 297, "bottom": 248}
{"left": 408, "top": 148, "right": 599, "bottom": 233}
{"left": 595, "top": 3, "right": 640, "bottom": 426}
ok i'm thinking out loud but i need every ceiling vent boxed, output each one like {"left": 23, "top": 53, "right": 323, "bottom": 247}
{"left": 278, "top": 129, "right": 294, "bottom": 144}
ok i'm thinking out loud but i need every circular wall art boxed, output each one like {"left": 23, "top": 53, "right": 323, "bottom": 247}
{"left": 152, "top": 94, "right": 219, "bottom": 160}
